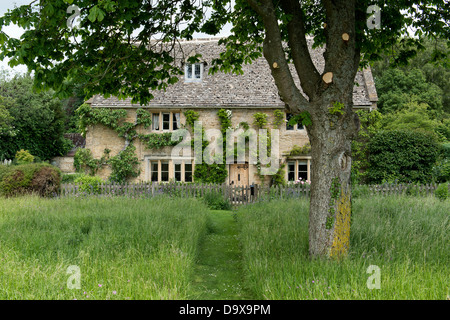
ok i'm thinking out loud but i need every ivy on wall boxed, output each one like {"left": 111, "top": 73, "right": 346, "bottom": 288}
{"left": 74, "top": 104, "right": 176, "bottom": 182}
{"left": 138, "top": 132, "right": 180, "bottom": 149}
{"left": 74, "top": 105, "right": 299, "bottom": 185}
{"left": 184, "top": 109, "right": 229, "bottom": 184}
{"left": 272, "top": 109, "right": 285, "bottom": 128}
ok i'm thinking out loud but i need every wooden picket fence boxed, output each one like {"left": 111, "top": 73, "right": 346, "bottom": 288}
{"left": 366, "top": 182, "right": 448, "bottom": 196}
{"left": 59, "top": 181, "right": 448, "bottom": 205}
{"left": 59, "top": 182, "right": 312, "bottom": 205}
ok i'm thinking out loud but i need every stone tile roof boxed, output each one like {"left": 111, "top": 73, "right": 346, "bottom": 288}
{"left": 87, "top": 38, "right": 378, "bottom": 109}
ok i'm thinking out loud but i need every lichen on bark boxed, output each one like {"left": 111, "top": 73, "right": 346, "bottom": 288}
{"left": 328, "top": 188, "right": 352, "bottom": 259}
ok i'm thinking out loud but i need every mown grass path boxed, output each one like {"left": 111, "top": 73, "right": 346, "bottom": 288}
{"left": 189, "top": 210, "right": 254, "bottom": 300}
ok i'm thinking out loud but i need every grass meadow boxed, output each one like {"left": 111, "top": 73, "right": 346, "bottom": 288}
{"left": 237, "top": 196, "right": 449, "bottom": 300}
{"left": 0, "top": 196, "right": 208, "bottom": 299}
{"left": 0, "top": 194, "right": 448, "bottom": 300}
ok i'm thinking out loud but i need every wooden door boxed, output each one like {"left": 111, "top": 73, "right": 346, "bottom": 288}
{"left": 229, "top": 163, "right": 249, "bottom": 186}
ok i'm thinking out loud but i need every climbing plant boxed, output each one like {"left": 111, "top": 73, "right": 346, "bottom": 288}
{"left": 186, "top": 108, "right": 229, "bottom": 183}
{"left": 108, "top": 145, "right": 141, "bottom": 183}
{"left": 74, "top": 148, "right": 110, "bottom": 176}
{"left": 272, "top": 109, "right": 285, "bottom": 128}
{"left": 74, "top": 104, "right": 159, "bottom": 181}
{"left": 253, "top": 112, "right": 268, "bottom": 128}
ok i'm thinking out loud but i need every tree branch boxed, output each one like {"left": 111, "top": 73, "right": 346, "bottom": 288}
{"left": 247, "top": 0, "right": 309, "bottom": 113}
{"left": 322, "top": 0, "right": 358, "bottom": 95}
{"left": 279, "top": 0, "right": 320, "bottom": 99}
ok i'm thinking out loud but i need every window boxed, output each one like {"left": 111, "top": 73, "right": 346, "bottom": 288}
{"left": 173, "top": 113, "right": 180, "bottom": 130}
{"left": 162, "top": 113, "right": 170, "bottom": 130}
{"left": 151, "top": 162, "right": 159, "bottom": 182}
{"left": 186, "top": 64, "right": 192, "bottom": 78}
{"left": 148, "top": 159, "right": 194, "bottom": 183}
{"left": 287, "top": 159, "right": 311, "bottom": 182}
{"left": 185, "top": 163, "right": 193, "bottom": 182}
{"left": 152, "top": 113, "right": 160, "bottom": 131}
{"left": 195, "top": 64, "right": 201, "bottom": 78}
{"left": 161, "top": 161, "right": 169, "bottom": 182}
{"left": 174, "top": 161, "right": 192, "bottom": 182}
{"left": 185, "top": 63, "right": 203, "bottom": 82}
{"left": 286, "top": 114, "right": 294, "bottom": 131}
{"left": 286, "top": 113, "right": 305, "bottom": 131}
{"left": 298, "top": 161, "right": 308, "bottom": 181}
{"left": 288, "top": 161, "right": 296, "bottom": 181}
{"left": 150, "top": 111, "right": 180, "bottom": 131}
{"left": 174, "top": 163, "right": 182, "bottom": 182}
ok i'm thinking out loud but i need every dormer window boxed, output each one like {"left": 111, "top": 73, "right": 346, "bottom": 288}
{"left": 185, "top": 63, "right": 203, "bottom": 82}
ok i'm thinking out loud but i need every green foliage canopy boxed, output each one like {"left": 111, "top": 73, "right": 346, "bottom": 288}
{"left": 367, "top": 130, "right": 440, "bottom": 183}
{"left": 0, "top": 74, "right": 72, "bottom": 160}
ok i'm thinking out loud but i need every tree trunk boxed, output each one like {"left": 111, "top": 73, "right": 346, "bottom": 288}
{"left": 307, "top": 96, "right": 357, "bottom": 259}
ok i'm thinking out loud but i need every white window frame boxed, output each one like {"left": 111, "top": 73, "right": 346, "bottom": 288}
{"left": 286, "top": 158, "right": 311, "bottom": 182}
{"left": 286, "top": 113, "right": 305, "bottom": 131}
{"left": 146, "top": 157, "right": 194, "bottom": 183}
{"left": 150, "top": 111, "right": 181, "bottom": 132}
{"left": 184, "top": 63, "right": 203, "bottom": 82}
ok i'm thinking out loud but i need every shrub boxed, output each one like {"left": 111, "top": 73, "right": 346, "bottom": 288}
{"left": 74, "top": 175, "right": 104, "bottom": 194}
{"left": 289, "top": 143, "right": 311, "bottom": 156}
{"left": 0, "top": 163, "right": 61, "bottom": 197}
{"left": 367, "top": 130, "right": 440, "bottom": 183}
{"left": 441, "top": 143, "right": 450, "bottom": 159}
{"left": 253, "top": 112, "right": 268, "bottom": 128}
{"left": 435, "top": 183, "right": 448, "bottom": 201}
{"left": 432, "top": 158, "right": 450, "bottom": 183}
{"left": 202, "top": 190, "right": 231, "bottom": 210}
{"left": 73, "top": 148, "right": 109, "bottom": 175}
{"left": 14, "top": 149, "right": 34, "bottom": 165}
{"left": 0, "top": 74, "right": 72, "bottom": 160}
{"left": 31, "top": 166, "right": 62, "bottom": 197}
{"left": 193, "top": 163, "right": 228, "bottom": 183}
{"left": 61, "top": 173, "right": 85, "bottom": 183}
{"left": 108, "top": 145, "right": 140, "bottom": 183}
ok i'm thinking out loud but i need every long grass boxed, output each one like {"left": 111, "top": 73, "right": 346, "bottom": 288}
{"left": 238, "top": 196, "right": 449, "bottom": 299}
{"left": 0, "top": 195, "right": 208, "bottom": 299}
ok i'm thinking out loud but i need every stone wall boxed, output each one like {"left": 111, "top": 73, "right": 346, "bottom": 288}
{"left": 51, "top": 156, "right": 76, "bottom": 174}
{"left": 85, "top": 107, "right": 311, "bottom": 183}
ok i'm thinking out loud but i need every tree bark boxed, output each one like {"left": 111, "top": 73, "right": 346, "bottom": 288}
{"left": 247, "top": 0, "right": 360, "bottom": 259}
{"left": 307, "top": 96, "right": 357, "bottom": 258}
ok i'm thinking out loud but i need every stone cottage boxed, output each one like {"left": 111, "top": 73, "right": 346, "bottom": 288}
{"left": 83, "top": 38, "right": 378, "bottom": 186}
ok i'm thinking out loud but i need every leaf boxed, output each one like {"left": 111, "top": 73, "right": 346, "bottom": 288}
{"left": 88, "top": 6, "right": 105, "bottom": 23}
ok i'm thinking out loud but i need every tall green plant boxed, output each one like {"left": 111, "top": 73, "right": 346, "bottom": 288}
{"left": 367, "top": 130, "right": 440, "bottom": 183}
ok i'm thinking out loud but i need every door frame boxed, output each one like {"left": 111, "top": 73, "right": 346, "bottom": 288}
{"left": 228, "top": 162, "right": 249, "bottom": 186}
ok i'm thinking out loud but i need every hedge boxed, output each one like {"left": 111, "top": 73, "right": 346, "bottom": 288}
{"left": 0, "top": 163, "right": 61, "bottom": 197}
{"left": 367, "top": 130, "right": 440, "bottom": 183}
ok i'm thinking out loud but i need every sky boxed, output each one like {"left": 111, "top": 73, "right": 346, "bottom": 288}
{"left": 0, "top": 0, "right": 233, "bottom": 77}
{"left": 0, "top": 0, "right": 31, "bottom": 75}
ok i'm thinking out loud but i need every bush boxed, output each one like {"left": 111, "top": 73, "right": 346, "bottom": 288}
{"left": 367, "top": 130, "right": 440, "bottom": 183}
{"left": 14, "top": 149, "right": 34, "bottom": 165}
{"left": 61, "top": 173, "right": 85, "bottom": 183}
{"left": 74, "top": 175, "right": 104, "bottom": 194}
{"left": 202, "top": 190, "right": 231, "bottom": 210}
{"left": 193, "top": 163, "right": 228, "bottom": 184}
{"left": 0, "top": 74, "right": 72, "bottom": 160}
{"left": 435, "top": 183, "right": 448, "bottom": 201}
{"left": 432, "top": 158, "right": 450, "bottom": 183}
{"left": 0, "top": 163, "right": 61, "bottom": 197}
